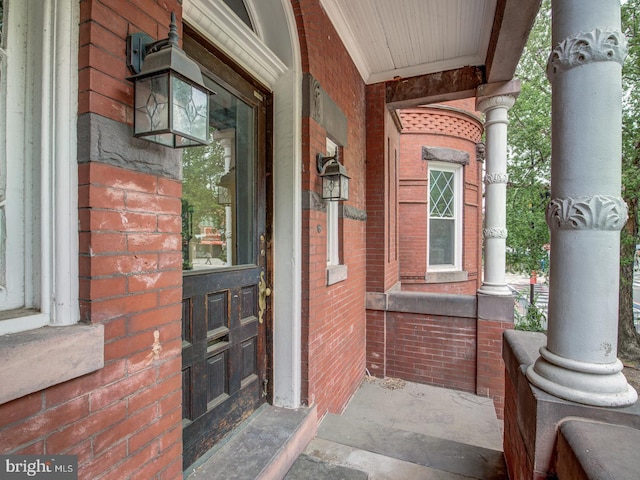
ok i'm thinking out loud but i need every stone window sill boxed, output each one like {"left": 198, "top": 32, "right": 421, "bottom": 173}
{"left": 0, "top": 324, "right": 104, "bottom": 405}
{"left": 424, "top": 270, "right": 468, "bottom": 283}
{"left": 327, "top": 264, "right": 348, "bottom": 286}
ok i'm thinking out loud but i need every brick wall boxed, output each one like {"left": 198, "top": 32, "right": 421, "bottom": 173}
{"left": 386, "top": 313, "right": 477, "bottom": 393}
{"left": 295, "top": 0, "right": 368, "bottom": 418}
{"left": 398, "top": 99, "right": 483, "bottom": 295}
{"left": 0, "top": 163, "right": 184, "bottom": 479}
{"left": 365, "top": 85, "right": 401, "bottom": 294}
{"left": 503, "top": 372, "right": 534, "bottom": 480}
{"left": 476, "top": 318, "right": 512, "bottom": 418}
{"left": 0, "top": 2, "right": 184, "bottom": 479}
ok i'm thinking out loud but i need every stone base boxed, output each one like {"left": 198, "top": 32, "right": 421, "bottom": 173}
{"left": 503, "top": 330, "right": 640, "bottom": 479}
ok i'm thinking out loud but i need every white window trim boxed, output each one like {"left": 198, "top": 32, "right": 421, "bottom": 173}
{"left": 427, "top": 161, "right": 463, "bottom": 272}
{"left": 0, "top": 0, "right": 79, "bottom": 335}
{"left": 325, "top": 138, "right": 347, "bottom": 285}
{"left": 0, "top": 0, "right": 103, "bottom": 406}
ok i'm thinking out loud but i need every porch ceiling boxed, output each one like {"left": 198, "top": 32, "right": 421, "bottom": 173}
{"left": 319, "top": 0, "right": 542, "bottom": 86}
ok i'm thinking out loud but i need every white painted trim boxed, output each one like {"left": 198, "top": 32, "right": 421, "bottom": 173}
{"left": 51, "top": 0, "right": 80, "bottom": 325}
{"left": 185, "top": 0, "right": 303, "bottom": 408}
{"left": 0, "top": 0, "right": 79, "bottom": 333}
{"left": 427, "top": 162, "right": 463, "bottom": 273}
{"left": 183, "top": 0, "right": 287, "bottom": 87}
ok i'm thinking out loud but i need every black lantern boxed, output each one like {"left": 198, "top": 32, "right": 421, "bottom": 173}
{"left": 126, "top": 13, "right": 214, "bottom": 147}
{"left": 317, "top": 151, "right": 349, "bottom": 201}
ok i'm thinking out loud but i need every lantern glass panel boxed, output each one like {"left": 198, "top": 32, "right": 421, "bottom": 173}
{"left": 341, "top": 176, "right": 349, "bottom": 200}
{"left": 323, "top": 175, "right": 338, "bottom": 200}
{"left": 172, "top": 75, "right": 209, "bottom": 145}
{"left": 134, "top": 73, "right": 169, "bottom": 136}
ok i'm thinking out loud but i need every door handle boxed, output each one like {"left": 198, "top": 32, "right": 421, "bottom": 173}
{"left": 258, "top": 271, "right": 272, "bottom": 324}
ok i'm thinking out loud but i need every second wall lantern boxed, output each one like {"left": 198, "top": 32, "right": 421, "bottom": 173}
{"left": 317, "top": 150, "right": 349, "bottom": 201}
{"left": 127, "top": 13, "right": 214, "bottom": 148}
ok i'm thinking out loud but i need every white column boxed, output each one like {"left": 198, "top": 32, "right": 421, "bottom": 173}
{"left": 526, "top": 0, "right": 637, "bottom": 406}
{"left": 477, "top": 83, "right": 519, "bottom": 296}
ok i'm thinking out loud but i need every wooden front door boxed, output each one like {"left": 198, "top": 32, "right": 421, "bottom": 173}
{"left": 181, "top": 34, "right": 271, "bottom": 469}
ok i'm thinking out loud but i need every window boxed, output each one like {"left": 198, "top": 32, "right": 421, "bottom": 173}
{"left": 325, "top": 138, "right": 347, "bottom": 285}
{"left": 428, "top": 162, "right": 462, "bottom": 271}
{"left": 0, "top": 0, "right": 79, "bottom": 333}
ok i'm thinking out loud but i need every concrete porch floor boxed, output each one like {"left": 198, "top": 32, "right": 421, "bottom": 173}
{"left": 185, "top": 377, "right": 506, "bottom": 479}
{"left": 285, "top": 377, "right": 506, "bottom": 479}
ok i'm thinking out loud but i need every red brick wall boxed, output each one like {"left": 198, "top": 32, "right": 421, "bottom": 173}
{"left": 295, "top": 0, "right": 368, "bottom": 418}
{"left": 398, "top": 99, "right": 483, "bottom": 295}
{"left": 503, "top": 372, "right": 535, "bottom": 480}
{"left": 365, "top": 84, "right": 401, "bottom": 294}
{"left": 386, "top": 312, "right": 477, "bottom": 392}
{"left": 477, "top": 319, "right": 512, "bottom": 418}
{"left": 78, "top": 0, "right": 181, "bottom": 125}
{"left": 0, "top": 163, "right": 184, "bottom": 479}
{"left": 0, "top": 2, "right": 184, "bottom": 478}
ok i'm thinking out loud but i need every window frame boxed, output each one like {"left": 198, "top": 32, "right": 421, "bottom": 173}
{"left": 0, "top": 0, "right": 79, "bottom": 334}
{"left": 325, "top": 137, "right": 347, "bottom": 285}
{"left": 427, "top": 161, "right": 463, "bottom": 272}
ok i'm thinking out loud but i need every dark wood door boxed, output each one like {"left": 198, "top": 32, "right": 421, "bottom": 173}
{"left": 181, "top": 35, "right": 270, "bottom": 469}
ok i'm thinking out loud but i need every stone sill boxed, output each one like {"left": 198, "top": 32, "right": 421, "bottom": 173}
{"left": 327, "top": 264, "right": 348, "bottom": 286}
{"left": 366, "top": 290, "right": 476, "bottom": 318}
{"left": 0, "top": 324, "right": 104, "bottom": 405}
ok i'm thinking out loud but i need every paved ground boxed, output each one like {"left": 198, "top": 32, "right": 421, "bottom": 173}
{"left": 286, "top": 377, "right": 506, "bottom": 479}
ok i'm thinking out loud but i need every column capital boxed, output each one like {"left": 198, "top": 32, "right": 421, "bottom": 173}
{"left": 476, "top": 79, "right": 521, "bottom": 112}
{"left": 547, "top": 29, "right": 627, "bottom": 80}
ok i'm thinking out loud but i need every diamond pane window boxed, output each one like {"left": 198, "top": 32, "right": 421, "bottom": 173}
{"left": 429, "top": 170, "right": 454, "bottom": 218}
{"left": 428, "top": 164, "right": 462, "bottom": 270}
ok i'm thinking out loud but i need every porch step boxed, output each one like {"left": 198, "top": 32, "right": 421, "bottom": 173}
{"left": 288, "top": 413, "right": 506, "bottom": 480}
{"left": 185, "top": 404, "right": 317, "bottom": 480}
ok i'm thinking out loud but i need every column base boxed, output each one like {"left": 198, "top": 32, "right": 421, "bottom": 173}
{"left": 526, "top": 347, "right": 638, "bottom": 407}
{"left": 478, "top": 282, "right": 512, "bottom": 296}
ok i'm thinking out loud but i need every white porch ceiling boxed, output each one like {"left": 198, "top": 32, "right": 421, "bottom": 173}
{"left": 319, "top": 0, "right": 513, "bottom": 85}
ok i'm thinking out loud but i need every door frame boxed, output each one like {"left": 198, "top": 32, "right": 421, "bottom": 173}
{"left": 183, "top": 0, "right": 303, "bottom": 409}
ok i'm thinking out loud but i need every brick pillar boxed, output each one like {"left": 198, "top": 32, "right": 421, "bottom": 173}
{"left": 476, "top": 294, "right": 514, "bottom": 418}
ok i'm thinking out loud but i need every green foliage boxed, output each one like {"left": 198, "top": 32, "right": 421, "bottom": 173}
{"left": 514, "top": 292, "right": 547, "bottom": 333}
{"left": 622, "top": 0, "right": 640, "bottom": 249}
{"left": 505, "top": 0, "right": 551, "bottom": 274}
{"left": 182, "top": 132, "right": 227, "bottom": 233}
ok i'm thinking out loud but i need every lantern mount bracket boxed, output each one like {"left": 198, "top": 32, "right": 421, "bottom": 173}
{"left": 317, "top": 152, "right": 339, "bottom": 174}
{"left": 126, "top": 12, "right": 180, "bottom": 75}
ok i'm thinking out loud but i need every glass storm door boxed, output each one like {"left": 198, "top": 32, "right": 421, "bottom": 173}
{"left": 181, "top": 35, "right": 269, "bottom": 469}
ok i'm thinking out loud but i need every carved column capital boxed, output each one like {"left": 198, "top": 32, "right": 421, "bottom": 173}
{"left": 547, "top": 29, "right": 627, "bottom": 79}
{"left": 483, "top": 227, "right": 508, "bottom": 239}
{"left": 484, "top": 173, "right": 509, "bottom": 185}
{"left": 546, "top": 195, "right": 628, "bottom": 231}
{"left": 476, "top": 94, "right": 516, "bottom": 115}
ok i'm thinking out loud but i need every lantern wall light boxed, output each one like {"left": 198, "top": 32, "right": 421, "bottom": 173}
{"left": 126, "top": 13, "right": 214, "bottom": 148}
{"left": 317, "top": 150, "right": 350, "bottom": 201}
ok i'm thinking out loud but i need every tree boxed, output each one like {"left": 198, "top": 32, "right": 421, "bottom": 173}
{"left": 618, "top": 0, "right": 640, "bottom": 361}
{"left": 505, "top": 0, "right": 551, "bottom": 275}
{"left": 182, "top": 134, "right": 227, "bottom": 233}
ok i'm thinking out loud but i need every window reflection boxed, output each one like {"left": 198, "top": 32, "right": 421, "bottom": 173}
{"left": 182, "top": 77, "right": 255, "bottom": 271}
